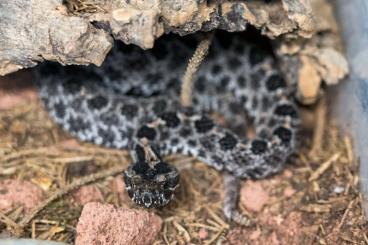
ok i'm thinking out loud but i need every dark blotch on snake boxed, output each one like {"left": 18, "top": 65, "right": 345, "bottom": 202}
{"left": 159, "top": 130, "right": 170, "bottom": 141}
{"left": 63, "top": 78, "right": 83, "bottom": 94}
{"left": 237, "top": 75, "right": 247, "bottom": 88}
{"left": 250, "top": 78, "right": 261, "bottom": 91}
{"left": 211, "top": 64, "right": 223, "bottom": 76}
{"left": 98, "top": 128, "right": 116, "bottom": 145}
{"left": 54, "top": 102, "right": 66, "bottom": 118}
{"left": 194, "top": 115, "right": 214, "bottom": 133}
{"left": 170, "top": 138, "right": 179, "bottom": 146}
{"left": 159, "top": 112, "right": 180, "bottom": 128}
{"left": 217, "top": 75, "right": 230, "bottom": 93}
{"left": 219, "top": 133, "right": 238, "bottom": 150}
{"left": 68, "top": 117, "right": 89, "bottom": 132}
{"left": 194, "top": 75, "right": 207, "bottom": 93}
{"left": 251, "top": 68, "right": 266, "bottom": 83}
{"left": 164, "top": 176, "right": 179, "bottom": 189}
{"left": 87, "top": 95, "right": 108, "bottom": 110}
{"left": 121, "top": 104, "right": 139, "bottom": 119}
{"left": 274, "top": 104, "right": 298, "bottom": 118}
{"left": 251, "top": 140, "right": 268, "bottom": 154}
{"left": 101, "top": 113, "right": 119, "bottom": 125}
{"left": 200, "top": 136, "right": 215, "bottom": 151}
{"left": 188, "top": 139, "right": 197, "bottom": 147}
{"left": 248, "top": 167, "right": 265, "bottom": 179}
{"left": 274, "top": 126, "right": 292, "bottom": 144}
{"left": 152, "top": 100, "right": 167, "bottom": 114}
{"left": 266, "top": 74, "right": 286, "bottom": 91}
{"left": 198, "top": 149, "right": 207, "bottom": 158}
{"left": 251, "top": 97, "right": 259, "bottom": 110}
{"left": 228, "top": 57, "right": 242, "bottom": 70}
{"left": 261, "top": 97, "right": 271, "bottom": 111}
{"left": 221, "top": 75, "right": 230, "bottom": 88}
{"left": 179, "top": 127, "right": 193, "bottom": 137}
{"left": 137, "top": 126, "right": 157, "bottom": 140}
{"left": 240, "top": 95, "right": 248, "bottom": 104}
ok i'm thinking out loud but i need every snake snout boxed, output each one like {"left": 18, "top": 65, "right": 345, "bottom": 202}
{"left": 123, "top": 159, "right": 179, "bottom": 208}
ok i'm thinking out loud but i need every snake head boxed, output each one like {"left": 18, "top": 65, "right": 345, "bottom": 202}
{"left": 123, "top": 142, "right": 179, "bottom": 208}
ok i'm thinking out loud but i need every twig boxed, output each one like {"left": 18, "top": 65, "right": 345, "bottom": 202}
{"left": 204, "top": 227, "right": 225, "bottom": 245}
{"left": 344, "top": 136, "right": 354, "bottom": 165}
{"left": 309, "top": 153, "right": 341, "bottom": 181}
{"left": 0, "top": 211, "right": 23, "bottom": 235}
{"left": 180, "top": 32, "right": 214, "bottom": 107}
{"left": 309, "top": 97, "right": 327, "bottom": 157}
{"left": 18, "top": 164, "right": 126, "bottom": 229}
{"left": 172, "top": 220, "right": 191, "bottom": 242}
{"left": 337, "top": 199, "right": 354, "bottom": 230}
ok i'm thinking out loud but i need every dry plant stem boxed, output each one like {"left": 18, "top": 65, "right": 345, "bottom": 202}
{"left": 308, "top": 153, "right": 341, "bottom": 181}
{"left": 337, "top": 199, "right": 355, "bottom": 230}
{"left": 18, "top": 164, "right": 126, "bottom": 229}
{"left": 180, "top": 32, "right": 214, "bottom": 107}
{"left": 309, "top": 97, "right": 327, "bottom": 157}
{"left": 0, "top": 211, "right": 23, "bottom": 234}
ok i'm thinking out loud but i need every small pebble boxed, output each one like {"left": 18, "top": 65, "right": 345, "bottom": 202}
{"left": 333, "top": 186, "right": 344, "bottom": 194}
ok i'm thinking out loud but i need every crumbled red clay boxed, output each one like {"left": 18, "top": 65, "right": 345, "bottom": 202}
{"left": 225, "top": 212, "right": 306, "bottom": 245}
{"left": 75, "top": 202, "right": 162, "bottom": 245}
{"left": 240, "top": 181, "right": 269, "bottom": 212}
{"left": 0, "top": 179, "right": 44, "bottom": 212}
{"left": 73, "top": 185, "right": 104, "bottom": 205}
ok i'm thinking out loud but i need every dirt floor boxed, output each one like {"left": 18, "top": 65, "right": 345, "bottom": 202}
{"left": 0, "top": 71, "right": 367, "bottom": 244}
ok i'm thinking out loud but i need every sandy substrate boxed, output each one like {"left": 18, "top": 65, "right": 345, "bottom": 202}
{"left": 0, "top": 71, "right": 367, "bottom": 244}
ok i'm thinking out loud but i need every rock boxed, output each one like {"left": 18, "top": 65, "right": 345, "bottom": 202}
{"left": 240, "top": 181, "right": 269, "bottom": 212}
{"left": 73, "top": 185, "right": 104, "bottom": 206}
{"left": 75, "top": 202, "right": 162, "bottom": 245}
{"left": 0, "top": 179, "right": 45, "bottom": 212}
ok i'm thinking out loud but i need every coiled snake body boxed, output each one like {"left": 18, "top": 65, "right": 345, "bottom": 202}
{"left": 35, "top": 32, "right": 300, "bottom": 224}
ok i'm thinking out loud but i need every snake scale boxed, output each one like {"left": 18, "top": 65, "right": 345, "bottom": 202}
{"left": 34, "top": 32, "right": 300, "bottom": 225}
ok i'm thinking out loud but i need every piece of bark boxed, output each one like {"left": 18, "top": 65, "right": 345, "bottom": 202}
{"left": 275, "top": 0, "right": 348, "bottom": 104}
{"left": 0, "top": 0, "right": 316, "bottom": 76}
{"left": 0, "top": 0, "right": 113, "bottom": 76}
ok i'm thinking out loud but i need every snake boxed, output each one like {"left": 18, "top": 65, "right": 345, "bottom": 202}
{"left": 34, "top": 31, "right": 300, "bottom": 225}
